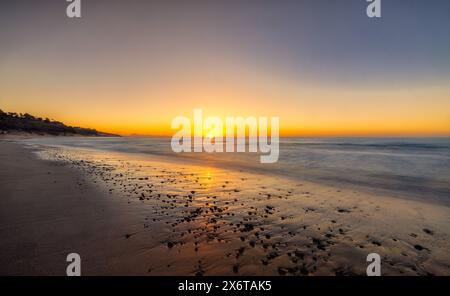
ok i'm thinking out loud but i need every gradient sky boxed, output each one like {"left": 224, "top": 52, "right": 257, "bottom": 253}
{"left": 1, "top": 0, "right": 449, "bottom": 136}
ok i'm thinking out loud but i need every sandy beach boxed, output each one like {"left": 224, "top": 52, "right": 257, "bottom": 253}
{"left": 1, "top": 139, "right": 449, "bottom": 276}
{"left": 0, "top": 141, "right": 164, "bottom": 275}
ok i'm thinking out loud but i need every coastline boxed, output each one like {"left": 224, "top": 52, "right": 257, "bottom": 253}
{"left": 1, "top": 139, "right": 449, "bottom": 275}
{"left": 17, "top": 135, "right": 450, "bottom": 207}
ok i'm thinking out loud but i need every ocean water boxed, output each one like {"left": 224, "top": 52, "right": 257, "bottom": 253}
{"left": 20, "top": 136, "right": 450, "bottom": 203}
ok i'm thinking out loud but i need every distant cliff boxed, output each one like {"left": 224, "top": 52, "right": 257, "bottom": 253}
{"left": 0, "top": 109, "right": 119, "bottom": 136}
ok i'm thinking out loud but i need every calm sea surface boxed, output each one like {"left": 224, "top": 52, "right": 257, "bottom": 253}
{"left": 21, "top": 137, "right": 450, "bottom": 203}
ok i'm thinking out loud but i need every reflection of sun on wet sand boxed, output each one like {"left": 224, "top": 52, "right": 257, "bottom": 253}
{"left": 17, "top": 143, "right": 448, "bottom": 276}
{"left": 1, "top": 144, "right": 450, "bottom": 275}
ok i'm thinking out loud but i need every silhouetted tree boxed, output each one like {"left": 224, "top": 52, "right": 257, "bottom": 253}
{"left": 23, "top": 113, "right": 35, "bottom": 120}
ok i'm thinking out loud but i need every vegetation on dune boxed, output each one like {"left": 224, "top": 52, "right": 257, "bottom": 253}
{"left": 0, "top": 109, "right": 118, "bottom": 136}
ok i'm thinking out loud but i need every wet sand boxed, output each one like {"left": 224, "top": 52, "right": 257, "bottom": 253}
{"left": 1, "top": 140, "right": 450, "bottom": 275}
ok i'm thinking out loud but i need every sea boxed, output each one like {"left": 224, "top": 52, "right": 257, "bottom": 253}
{"left": 20, "top": 136, "right": 450, "bottom": 204}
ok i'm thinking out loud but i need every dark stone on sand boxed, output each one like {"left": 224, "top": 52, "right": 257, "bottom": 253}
{"left": 414, "top": 244, "right": 428, "bottom": 251}
{"left": 241, "top": 223, "right": 254, "bottom": 232}
{"left": 294, "top": 251, "right": 305, "bottom": 260}
{"left": 312, "top": 238, "right": 327, "bottom": 250}
{"left": 371, "top": 240, "right": 382, "bottom": 246}
{"left": 337, "top": 208, "right": 351, "bottom": 213}
{"left": 423, "top": 228, "right": 434, "bottom": 235}
{"left": 237, "top": 247, "right": 245, "bottom": 255}
{"left": 266, "top": 251, "right": 279, "bottom": 260}
{"left": 299, "top": 265, "right": 309, "bottom": 275}
{"left": 232, "top": 264, "right": 239, "bottom": 273}
{"left": 277, "top": 267, "right": 288, "bottom": 275}
{"left": 334, "top": 267, "right": 358, "bottom": 276}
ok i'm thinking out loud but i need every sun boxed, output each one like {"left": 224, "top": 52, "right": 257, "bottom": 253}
{"left": 203, "top": 127, "right": 221, "bottom": 139}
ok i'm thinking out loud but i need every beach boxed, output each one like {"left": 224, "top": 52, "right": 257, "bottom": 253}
{"left": 0, "top": 138, "right": 449, "bottom": 275}
{"left": 0, "top": 141, "right": 158, "bottom": 275}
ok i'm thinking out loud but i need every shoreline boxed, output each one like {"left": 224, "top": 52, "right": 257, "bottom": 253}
{"left": 14, "top": 135, "right": 450, "bottom": 207}
{"left": 1, "top": 140, "right": 449, "bottom": 275}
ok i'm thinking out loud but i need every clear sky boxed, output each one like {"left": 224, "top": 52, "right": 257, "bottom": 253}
{"left": 1, "top": 0, "right": 449, "bottom": 136}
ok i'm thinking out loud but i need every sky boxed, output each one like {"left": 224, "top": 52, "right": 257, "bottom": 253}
{"left": 1, "top": 0, "right": 449, "bottom": 136}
